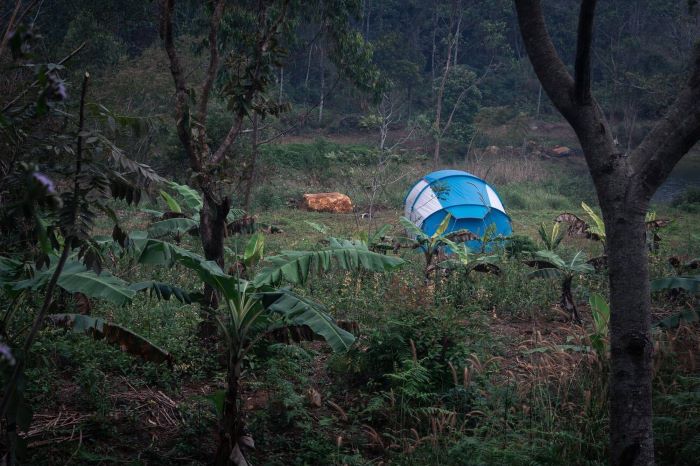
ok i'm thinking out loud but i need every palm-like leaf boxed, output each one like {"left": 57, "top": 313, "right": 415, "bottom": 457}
{"left": 15, "top": 259, "right": 135, "bottom": 306}
{"left": 400, "top": 216, "right": 429, "bottom": 242}
{"left": 253, "top": 238, "right": 404, "bottom": 287}
{"left": 129, "top": 281, "right": 201, "bottom": 304}
{"left": 651, "top": 276, "right": 700, "bottom": 294}
{"left": 432, "top": 213, "right": 453, "bottom": 239}
{"left": 164, "top": 181, "right": 202, "bottom": 211}
{"left": 134, "top": 239, "right": 241, "bottom": 300}
{"left": 147, "top": 218, "right": 198, "bottom": 238}
{"left": 260, "top": 290, "right": 355, "bottom": 352}
{"left": 527, "top": 250, "right": 593, "bottom": 279}
{"left": 243, "top": 233, "right": 265, "bottom": 268}
{"left": 531, "top": 250, "right": 567, "bottom": 269}
{"left": 581, "top": 202, "right": 606, "bottom": 241}
{"left": 160, "top": 190, "right": 182, "bottom": 213}
{"left": 528, "top": 267, "right": 566, "bottom": 280}
{"left": 47, "top": 313, "right": 171, "bottom": 363}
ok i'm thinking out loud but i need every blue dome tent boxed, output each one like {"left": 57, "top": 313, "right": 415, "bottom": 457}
{"left": 403, "top": 170, "right": 512, "bottom": 250}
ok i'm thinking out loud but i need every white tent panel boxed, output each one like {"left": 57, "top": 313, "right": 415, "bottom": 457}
{"left": 410, "top": 186, "right": 442, "bottom": 227}
{"left": 404, "top": 180, "right": 428, "bottom": 219}
{"left": 485, "top": 185, "right": 505, "bottom": 213}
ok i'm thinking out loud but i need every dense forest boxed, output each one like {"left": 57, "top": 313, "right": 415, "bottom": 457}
{"left": 0, "top": 0, "right": 699, "bottom": 465}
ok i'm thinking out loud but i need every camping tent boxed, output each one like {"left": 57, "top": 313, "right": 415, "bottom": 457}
{"left": 403, "top": 170, "right": 512, "bottom": 249}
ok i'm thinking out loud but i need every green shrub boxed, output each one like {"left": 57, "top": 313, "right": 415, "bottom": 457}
{"left": 505, "top": 234, "right": 538, "bottom": 258}
{"left": 329, "top": 306, "right": 489, "bottom": 391}
{"left": 671, "top": 187, "right": 700, "bottom": 213}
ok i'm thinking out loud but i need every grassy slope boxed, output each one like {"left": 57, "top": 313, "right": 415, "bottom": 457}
{"left": 22, "top": 131, "right": 700, "bottom": 465}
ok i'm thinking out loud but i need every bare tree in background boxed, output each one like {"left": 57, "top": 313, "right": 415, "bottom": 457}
{"left": 513, "top": 1, "right": 700, "bottom": 465}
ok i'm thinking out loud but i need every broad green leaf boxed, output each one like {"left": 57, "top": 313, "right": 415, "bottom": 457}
{"left": 433, "top": 213, "right": 453, "bottom": 239}
{"left": 140, "top": 208, "right": 165, "bottom": 218}
{"left": 369, "top": 224, "right": 392, "bottom": 243}
{"left": 207, "top": 390, "right": 226, "bottom": 418}
{"left": 588, "top": 292, "right": 609, "bottom": 334}
{"left": 47, "top": 313, "right": 172, "bottom": 363}
{"left": 569, "top": 250, "right": 595, "bottom": 274}
{"left": 147, "top": 218, "right": 198, "bottom": 238}
{"left": 261, "top": 290, "right": 355, "bottom": 352}
{"left": 532, "top": 250, "right": 567, "bottom": 269}
{"left": 15, "top": 260, "right": 135, "bottom": 306}
{"left": 165, "top": 181, "right": 202, "bottom": 211}
{"left": 129, "top": 281, "right": 201, "bottom": 304}
{"left": 243, "top": 233, "right": 265, "bottom": 268}
{"left": 581, "top": 202, "right": 606, "bottom": 240}
{"left": 651, "top": 276, "right": 700, "bottom": 294}
{"left": 159, "top": 190, "right": 182, "bottom": 213}
{"left": 254, "top": 241, "right": 404, "bottom": 287}
{"left": 655, "top": 309, "right": 700, "bottom": 329}
{"left": 399, "top": 216, "right": 428, "bottom": 241}
{"left": 134, "top": 239, "right": 241, "bottom": 301}
{"left": 528, "top": 267, "right": 566, "bottom": 280}
{"left": 226, "top": 208, "right": 247, "bottom": 223}
{"left": 305, "top": 221, "right": 329, "bottom": 234}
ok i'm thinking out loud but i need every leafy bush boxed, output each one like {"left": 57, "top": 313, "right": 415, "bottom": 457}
{"left": 505, "top": 234, "right": 538, "bottom": 258}
{"left": 329, "top": 306, "right": 485, "bottom": 391}
{"left": 671, "top": 187, "right": 700, "bottom": 213}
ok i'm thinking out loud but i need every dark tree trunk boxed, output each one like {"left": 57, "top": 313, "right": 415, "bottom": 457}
{"left": 603, "top": 203, "right": 654, "bottom": 466}
{"left": 513, "top": 2, "right": 700, "bottom": 465}
{"left": 199, "top": 188, "right": 231, "bottom": 339}
{"left": 215, "top": 360, "right": 243, "bottom": 466}
{"left": 560, "top": 276, "right": 580, "bottom": 323}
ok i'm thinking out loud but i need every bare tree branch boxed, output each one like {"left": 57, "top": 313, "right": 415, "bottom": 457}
{"left": 159, "top": 0, "right": 199, "bottom": 171}
{"left": 210, "top": 0, "right": 290, "bottom": 165}
{"left": 632, "top": 42, "right": 700, "bottom": 196}
{"left": 439, "top": 59, "right": 495, "bottom": 138}
{"left": 574, "top": 0, "right": 596, "bottom": 105}
{"left": 514, "top": 0, "right": 575, "bottom": 118}
{"left": 196, "top": 0, "right": 226, "bottom": 123}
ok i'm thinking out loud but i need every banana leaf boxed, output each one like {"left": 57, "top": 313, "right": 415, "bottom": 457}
{"left": 47, "top": 313, "right": 172, "bottom": 364}
{"left": 254, "top": 238, "right": 404, "bottom": 286}
{"left": 260, "top": 290, "right": 355, "bottom": 352}
{"left": 15, "top": 259, "right": 135, "bottom": 306}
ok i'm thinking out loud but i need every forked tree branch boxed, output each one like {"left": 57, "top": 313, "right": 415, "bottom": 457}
{"left": 210, "top": 0, "right": 290, "bottom": 165}
{"left": 514, "top": 0, "right": 575, "bottom": 119}
{"left": 196, "top": 0, "right": 226, "bottom": 123}
{"left": 574, "top": 0, "right": 596, "bottom": 105}
{"left": 159, "top": 0, "right": 199, "bottom": 171}
{"left": 632, "top": 42, "right": 700, "bottom": 196}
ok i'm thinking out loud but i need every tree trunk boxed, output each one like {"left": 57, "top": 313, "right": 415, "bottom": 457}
{"left": 242, "top": 113, "right": 259, "bottom": 212}
{"left": 603, "top": 203, "right": 654, "bottom": 466}
{"left": 433, "top": 137, "right": 442, "bottom": 167}
{"left": 199, "top": 188, "right": 231, "bottom": 339}
{"left": 560, "top": 275, "right": 580, "bottom": 323}
{"left": 215, "top": 360, "right": 243, "bottom": 466}
{"left": 318, "top": 45, "right": 325, "bottom": 124}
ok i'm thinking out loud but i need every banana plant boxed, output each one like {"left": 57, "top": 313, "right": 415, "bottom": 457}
{"left": 581, "top": 201, "right": 606, "bottom": 243}
{"left": 526, "top": 250, "right": 595, "bottom": 323}
{"left": 435, "top": 242, "right": 501, "bottom": 277}
{"left": 355, "top": 223, "right": 394, "bottom": 253}
{"left": 130, "top": 234, "right": 404, "bottom": 463}
{"left": 145, "top": 180, "right": 247, "bottom": 240}
{"left": 588, "top": 292, "right": 610, "bottom": 356}
{"left": 557, "top": 203, "right": 670, "bottom": 253}
{"left": 399, "top": 213, "right": 477, "bottom": 280}
{"left": 538, "top": 221, "right": 564, "bottom": 251}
